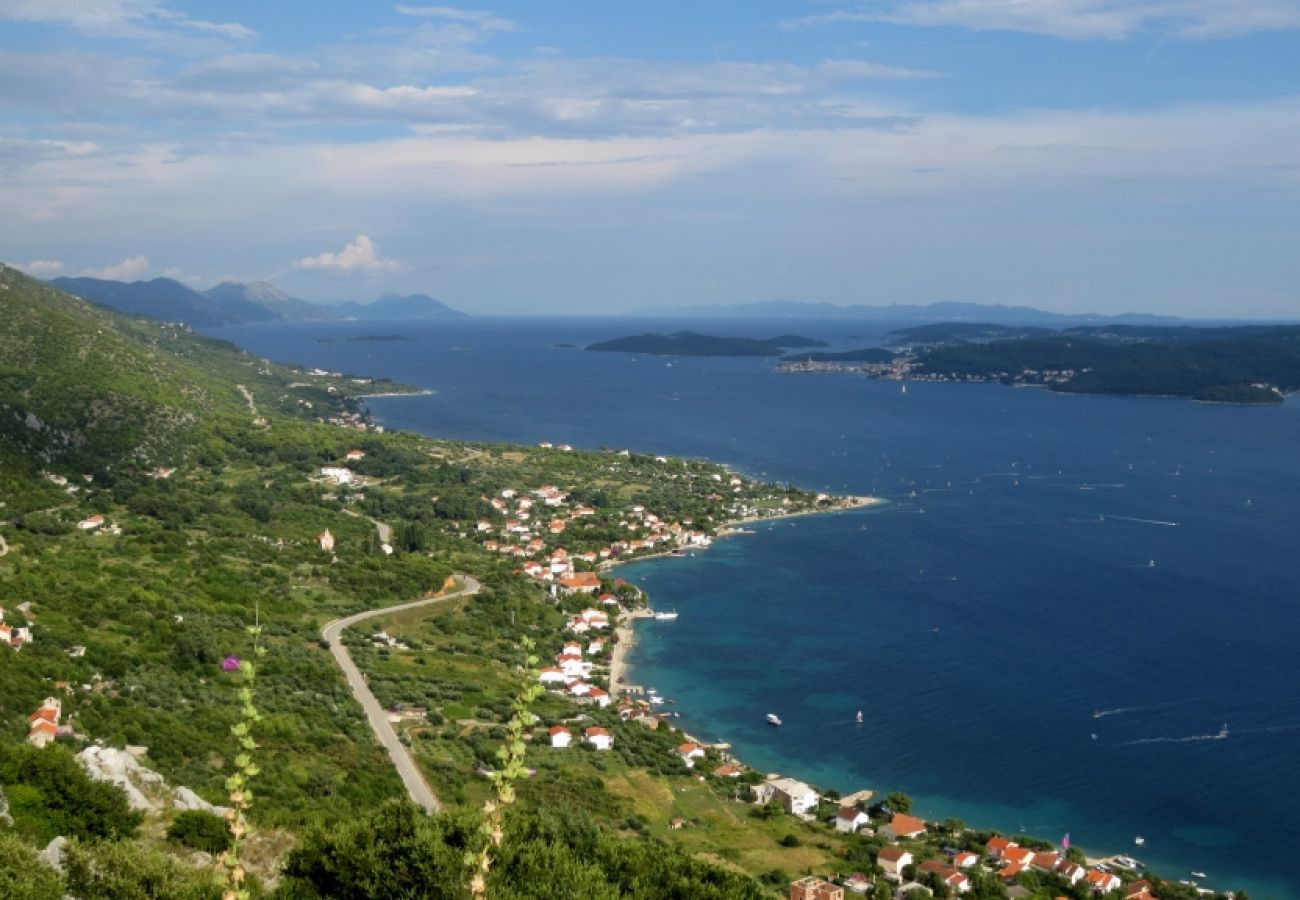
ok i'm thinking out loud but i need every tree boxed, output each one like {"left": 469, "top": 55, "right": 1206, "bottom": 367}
{"left": 886, "top": 791, "right": 913, "bottom": 814}
{"left": 943, "top": 817, "right": 966, "bottom": 834}
{"left": 167, "top": 810, "right": 232, "bottom": 854}
{"left": 0, "top": 833, "right": 64, "bottom": 900}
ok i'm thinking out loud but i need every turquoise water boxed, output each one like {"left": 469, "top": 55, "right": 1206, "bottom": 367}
{"left": 215, "top": 318, "right": 1300, "bottom": 898}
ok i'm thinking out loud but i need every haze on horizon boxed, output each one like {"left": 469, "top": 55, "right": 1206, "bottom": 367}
{"left": 2, "top": 1, "right": 1299, "bottom": 318}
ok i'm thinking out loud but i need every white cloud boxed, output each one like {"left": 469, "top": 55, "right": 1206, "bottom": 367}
{"left": 393, "top": 5, "right": 517, "bottom": 31}
{"left": 296, "top": 235, "right": 406, "bottom": 274}
{"left": 0, "top": 0, "right": 254, "bottom": 43}
{"left": 816, "top": 58, "right": 942, "bottom": 80}
{"left": 82, "top": 254, "right": 149, "bottom": 280}
{"left": 19, "top": 259, "right": 64, "bottom": 275}
{"left": 781, "top": 1, "right": 1300, "bottom": 39}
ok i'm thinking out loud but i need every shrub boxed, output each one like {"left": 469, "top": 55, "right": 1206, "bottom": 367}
{"left": 167, "top": 810, "right": 232, "bottom": 854}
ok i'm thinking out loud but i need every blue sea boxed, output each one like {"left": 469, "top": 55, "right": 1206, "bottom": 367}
{"left": 215, "top": 318, "right": 1300, "bottom": 898}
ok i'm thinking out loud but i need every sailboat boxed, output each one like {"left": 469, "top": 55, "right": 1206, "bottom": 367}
{"left": 855, "top": 709, "right": 864, "bottom": 724}
{"left": 901, "top": 383, "right": 907, "bottom": 394}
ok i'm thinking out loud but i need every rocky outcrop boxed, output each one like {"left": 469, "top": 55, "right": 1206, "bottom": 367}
{"left": 76, "top": 746, "right": 229, "bottom": 817}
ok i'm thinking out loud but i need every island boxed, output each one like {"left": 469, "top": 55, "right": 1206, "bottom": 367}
{"left": 587, "top": 330, "right": 827, "bottom": 356}
{"left": 778, "top": 321, "right": 1300, "bottom": 404}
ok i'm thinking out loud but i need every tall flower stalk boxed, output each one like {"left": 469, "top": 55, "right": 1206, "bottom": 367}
{"left": 465, "top": 636, "right": 543, "bottom": 898}
{"left": 221, "top": 607, "right": 265, "bottom": 900}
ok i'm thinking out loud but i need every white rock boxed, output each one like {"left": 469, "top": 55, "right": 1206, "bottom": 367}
{"left": 39, "top": 836, "right": 68, "bottom": 874}
{"left": 173, "top": 787, "right": 230, "bottom": 817}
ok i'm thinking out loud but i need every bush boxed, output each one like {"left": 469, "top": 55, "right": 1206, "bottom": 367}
{"left": 167, "top": 810, "right": 232, "bottom": 854}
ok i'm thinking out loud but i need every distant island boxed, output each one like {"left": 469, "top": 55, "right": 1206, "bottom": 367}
{"left": 779, "top": 322, "right": 1300, "bottom": 404}
{"left": 588, "top": 331, "right": 827, "bottom": 357}
{"left": 629, "top": 298, "right": 1184, "bottom": 327}
{"left": 47, "top": 277, "right": 467, "bottom": 326}
{"left": 345, "top": 334, "right": 417, "bottom": 342}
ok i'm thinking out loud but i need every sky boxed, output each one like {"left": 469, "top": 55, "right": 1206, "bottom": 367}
{"left": 2, "top": 1, "right": 1299, "bottom": 316}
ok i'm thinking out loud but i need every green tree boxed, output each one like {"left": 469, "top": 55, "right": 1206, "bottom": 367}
{"left": 167, "top": 810, "right": 233, "bottom": 854}
{"left": 0, "top": 833, "right": 64, "bottom": 900}
{"left": 886, "top": 791, "right": 913, "bottom": 814}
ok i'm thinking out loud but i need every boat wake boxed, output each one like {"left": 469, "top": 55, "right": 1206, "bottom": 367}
{"left": 1122, "top": 724, "right": 1229, "bottom": 746}
{"left": 1102, "top": 515, "right": 1180, "bottom": 527}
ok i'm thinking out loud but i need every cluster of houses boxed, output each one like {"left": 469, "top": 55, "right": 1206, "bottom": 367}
{"left": 791, "top": 816, "right": 1160, "bottom": 900}
{"left": 26, "top": 697, "right": 71, "bottom": 748}
{"left": 538, "top": 636, "right": 612, "bottom": 708}
{"left": 0, "top": 606, "right": 32, "bottom": 651}
{"left": 475, "top": 485, "right": 713, "bottom": 578}
{"left": 544, "top": 724, "right": 614, "bottom": 751}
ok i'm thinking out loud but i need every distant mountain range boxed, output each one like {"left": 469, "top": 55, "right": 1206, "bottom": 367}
{"left": 629, "top": 299, "right": 1183, "bottom": 326}
{"left": 46, "top": 277, "right": 467, "bottom": 327}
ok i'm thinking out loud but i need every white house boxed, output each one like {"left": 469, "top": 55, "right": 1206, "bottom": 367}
{"left": 757, "top": 777, "right": 819, "bottom": 815}
{"left": 878, "top": 846, "right": 913, "bottom": 882}
{"left": 567, "top": 681, "right": 593, "bottom": 697}
{"left": 77, "top": 514, "right": 104, "bottom": 531}
{"left": 538, "top": 667, "right": 568, "bottom": 685}
{"left": 586, "top": 686, "right": 611, "bottom": 708}
{"left": 548, "top": 726, "right": 572, "bottom": 749}
{"left": 835, "top": 806, "right": 872, "bottom": 833}
{"left": 674, "top": 743, "right": 706, "bottom": 768}
{"left": 584, "top": 726, "right": 613, "bottom": 750}
{"left": 320, "top": 466, "right": 354, "bottom": 485}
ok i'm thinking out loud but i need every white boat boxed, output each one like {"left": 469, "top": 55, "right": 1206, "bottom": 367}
{"left": 653, "top": 610, "right": 679, "bottom": 621}
{"left": 1134, "top": 836, "right": 1146, "bottom": 846}
{"left": 1191, "top": 871, "right": 1208, "bottom": 880}
{"left": 766, "top": 713, "right": 782, "bottom": 726}
{"left": 856, "top": 709, "right": 864, "bottom": 724}
{"left": 648, "top": 694, "right": 665, "bottom": 706}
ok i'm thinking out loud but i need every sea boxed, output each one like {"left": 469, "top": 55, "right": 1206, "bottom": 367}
{"left": 213, "top": 317, "right": 1300, "bottom": 899}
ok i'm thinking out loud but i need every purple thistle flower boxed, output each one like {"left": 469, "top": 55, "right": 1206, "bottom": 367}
{"left": 222, "top": 655, "right": 242, "bottom": 671}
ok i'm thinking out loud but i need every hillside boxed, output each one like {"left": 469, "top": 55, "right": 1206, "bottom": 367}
{"left": 205, "top": 281, "right": 336, "bottom": 321}
{"left": 0, "top": 267, "right": 873, "bottom": 898}
{"left": 629, "top": 298, "right": 1184, "bottom": 326}
{"left": 49, "top": 276, "right": 275, "bottom": 327}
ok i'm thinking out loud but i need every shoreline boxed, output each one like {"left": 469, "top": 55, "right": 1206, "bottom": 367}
{"left": 355, "top": 388, "right": 435, "bottom": 399}
{"left": 599, "top": 495, "right": 1218, "bottom": 893}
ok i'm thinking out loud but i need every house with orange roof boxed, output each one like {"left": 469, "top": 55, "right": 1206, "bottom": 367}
{"left": 1031, "top": 851, "right": 1061, "bottom": 872}
{"left": 346, "top": 449, "right": 365, "bottom": 461}
{"left": 986, "top": 837, "right": 1013, "bottom": 858}
{"left": 1124, "top": 880, "right": 1156, "bottom": 900}
{"left": 674, "top": 743, "right": 706, "bottom": 768}
{"left": 919, "top": 861, "right": 970, "bottom": 894}
{"left": 558, "top": 572, "right": 602, "bottom": 595}
{"left": 878, "top": 846, "right": 913, "bottom": 882}
{"left": 713, "top": 764, "right": 742, "bottom": 778}
{"left": 882, "top": 813, "right": 928, "bottom": 841}
{"left": 789, "top": 875, "right": 845, "bottom": 900}
{"left": 28, "top": 719, "right": 58, "bottom": 748}
{"left": 584, "top": 686, "right": 610, "bottom": 708}
{"left": 953, "top": 852, "right": 979, "bottom": 869}
{"left": 584, "top": 726, "right": 613, "bottom": 750}
{"left": 1059, "top": 863, "right": 1088, "bottom": 886}
{"left": 317, "top": 529, "right": 335, "bottom": 552}
{"left": 537, "top": 667, "right": 568, "bottom": 685}
{"left": 999, "top": 860, "right": 1025, "bottom": 881}
{"left": 1085, "top": 870, "right": 1121, "bottom": 894}
{"left": 77, "top": 514, "right": 105, "bottom": 531}
{"left": 548, "top": 726, "right": 572, "bottom": 749}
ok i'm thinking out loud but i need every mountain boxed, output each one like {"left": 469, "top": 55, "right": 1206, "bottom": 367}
{"left": 49, "top": 276, "right": 276, "bottom": 328}
{"left": 628, "top": 299, "right": 1183, "bottom": 326}
{"left": 338, "top": 292, "right": 467, "bottom": 320}
{"left": 204, "top": 280, "right": 336, "bottom": 321}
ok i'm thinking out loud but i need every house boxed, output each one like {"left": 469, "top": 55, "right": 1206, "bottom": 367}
{"left": 878, "top": 846, "right": 914, "bottom": 882}
{"left": 882, "top": 813, "right": 928, "bottom": 840}
{"left": 986, "top": 837, "right": 1013, "bottom": 860}
{"left": 918, "top": 861, "right": 970, "bottom": 894}
{"left": 28, "top": 719, "right": 58, "bottom": 748}
{"left": 1058, "top": 863, "right": 1088, "bottom": 886}
{"left": 548, "top": 726, "right": 572, "bottom": 749}
{"left": 566, "top": 681, "right": 593, "bottom": 697}
{"left": 844, "top": 873, "right": 873, "bottom": 895}
{"left": 1084, "top": 870, "right": 1122, "bottom": 894}
{"left": 1031, "top": 852, "right": 1061, "bottom": 873}
{"left": 669, "top": 817, "right": 686, "bottom": 830}
{"left": 559, "top": 572, "right": 602, "bottom": 595}
{"left": 77, "top": 514, "right": 105, "bottom": 531}
{"left": 584, "top": 726, "right": 613, "bottom": 750}
{"left": 953, "top": 852, "right": 979, "bottom": 869}
{"left": 537, "top": 667, "right": 568, "bottom": 685}
{"left": 674, "top": 743, "right": 706, "bottom": 768}
{"left": 317, "top": 529, "right": 335, "bottom": 552}
{"left": 835, "top": 806, "right": 872, "bottom": 833}
{"left": 1124, "top": 880, "right": 1156, "bottom": 900}
{"left": 319, "top": 466, "right": 354, "bottom": 484}
{"left": 346, "top": 449, "right": 365, "bottom": 461}
{"left": 713, "top": 764, "right": 742, "bottom": 778}
{"left": 585, "top": 686, "right": 611, "bottom": 708}
{"left": 758, "top": 777, "right": 819, "bottom": 815}
{"left": 789, "top": 876, "right": 845, "bottom": 900}
{"left": 999, "top": 861, "right": 1025, "bottom": 882}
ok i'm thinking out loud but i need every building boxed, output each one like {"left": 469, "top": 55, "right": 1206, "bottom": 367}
{"left": 584, "top": 726, "right": 613, "bottom": 751}
{"left": 548, "top": 726, "right": 572, "bottom": 749}
{"left": 882, "top": 813, "right": 927, "bottom": 840}
{"left": 674, "top": 743, "right": 706, "bottom": 768}
{"left": 878, "top": 846, "right": 914, "bottom": 882}
{"left": 918, "top": 861, "right": 970, "bottom": 894}
{"left": 790, "top": 875, "right": 845, "bottom": 900}
{"left": 77, "top": 514, "right": 104, "bottom": 531}
{"left": 317, "top": 529, "right": 335, "bottom": 552}
{"left": 757, "top": 777, "right": 820, "bottom": 815}
{"left": 835, "top": 806, "right": 872, "bottom": 833}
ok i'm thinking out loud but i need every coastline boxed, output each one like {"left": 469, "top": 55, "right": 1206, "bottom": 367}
{"left": 355, "top": 388, "right": 436, "bottom": 398}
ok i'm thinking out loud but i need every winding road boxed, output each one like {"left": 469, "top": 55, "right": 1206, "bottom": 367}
{"left": 320, "top": 574, "right": 481, "bottom": 814}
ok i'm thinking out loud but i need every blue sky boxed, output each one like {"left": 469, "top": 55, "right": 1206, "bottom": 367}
{"left": 2, "top": 1, "right": 1299, "bottom": 316}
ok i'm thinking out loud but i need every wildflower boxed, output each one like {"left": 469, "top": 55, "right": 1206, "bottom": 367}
{"left": 222, "top": 655, "right": 242, "bottom": 671}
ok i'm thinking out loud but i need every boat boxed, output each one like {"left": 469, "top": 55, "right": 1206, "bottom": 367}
{"left": 1218, "top": 723, "right": 1229, "bottom": 738}
{"left": 1134, "top": 836, "right": 1146, "bottom": 846}
{"left": 766, "top": 713, "right": 782, "bottom": 726}
{"left": 653, "top": 610, "right": 679, "bottom": 621}
{"left": 1191, "top": 871, "right": 1208, "bottom": 880}
{"left": 1093, "top": 709, "right": 1101, "bottom": 719}
{"left": 855, "top": 709, "right": 864, "bottom": 724}
{"left": 901, "top": 383, "right": 907, "bottom": 394}
{"left": 648, "top": 694, "right": 665, "bottom": 706}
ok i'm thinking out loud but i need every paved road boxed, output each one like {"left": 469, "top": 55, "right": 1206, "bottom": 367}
{"left": 321, "top": 575, "right": 481, "bottom": 814}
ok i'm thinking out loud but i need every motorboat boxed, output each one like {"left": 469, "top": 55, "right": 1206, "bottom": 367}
{"left": 766, "top": 713, "right": 782, "bottom": 726}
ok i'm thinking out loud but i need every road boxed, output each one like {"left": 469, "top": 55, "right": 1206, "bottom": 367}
{"left": 320, "top": 574, "right": 481, "bottom": 814}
